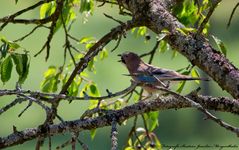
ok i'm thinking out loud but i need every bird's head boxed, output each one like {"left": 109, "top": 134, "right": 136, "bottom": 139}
{"left": 118, "top": 52, "right": 141, "bottom": 69}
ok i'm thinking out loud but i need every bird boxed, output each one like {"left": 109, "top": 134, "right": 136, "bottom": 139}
{"left": 118, "top": 52, "right": 208, "bottom": 95}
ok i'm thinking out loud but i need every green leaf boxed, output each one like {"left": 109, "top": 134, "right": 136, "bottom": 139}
{"left": 211, "top": 35, "right": 227, "bottom": 56}
{"left": 90, "top": 129, "right": 96, "bottom": 139}
{"left": 40, "top": 2, "right": 56, "bottom": 19}
{"left": 80, "top": 0, "right": 94, "bottom": 14}
{"left": 176, "top": 28, "right": 187, "bottom": 36}
{"left": 191, "top": 68, "right": 200, "bottom": 84}
{"left": 171, "top": 50, "right": 178, "bottom": 59}
{"left": 137, "top": 26, "right": 147, "bottom": 36}
{"left": 8, "top": 41, "right": 20, "bottom": 50}
{"left": 1, "top": 37, "right": 20, "bottom": 50}
{"left": 159, "top": 40, "right": 169, "bottom": 53}
{"left": 11, "top": 53, "right": 23, "bottom": 78}
{"left": 0, "top": 56, "right": 13, "bottom": 83}
{"left": 176, "top": 81, "right": 186, "bottom": 93}
{"left": 19, "top": 54, "right": 30, "bottom": 84}
{"left": 125, "top": 147, "right": 134, "bottom": 150}
{"left": 15, "top": 0, "right": 19, "bottom": 4}
{"left": 41, "top": 66, "right": 60, "bottom": 92}
{"left": 79, "top": 36, "right": 95, "bottom": 44}
{"left": 144, "top": 112, "right": 159, "bottom": 131}
{"left": 0, "top": 43, "right": 9, "bottom": 58}
{"left": 100, "top": 49, "right": 108, "bottom": 60}
{"left": 54, "top": 5, "right": 75, "bottom": 33}
{"left": 154, "top": 137, "right": 162, "bottom": 150}
{"left": 173, "top": 0, "right": 199, "bottom": 26}
{"left": 43, "top": 66, "right": 57, "bottom": 79}
{"left": 68, "top": 79, "right": 82, "bottom": 96}
{"left": 89, "top": 83, "right": 100, "bottom": 97}
{"left": 87, "top": 59, "right": 95, "bottom": 72}
{"left": 41, "top": 77, "right": 58, "bottom": 92}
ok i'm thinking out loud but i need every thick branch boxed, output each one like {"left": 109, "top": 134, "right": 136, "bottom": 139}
{"left": 122, "top": 0, "right": 239, "bottom": 98}
{"left": 1, "top": 94, "right": 239, "bottom": 148}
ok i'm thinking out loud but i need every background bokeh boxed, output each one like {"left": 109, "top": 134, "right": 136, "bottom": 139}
{"left": 0, "top": 1, "right": 239, "bottom": 149}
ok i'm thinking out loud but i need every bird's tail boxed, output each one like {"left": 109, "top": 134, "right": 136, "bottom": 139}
{"left": 170, "top": 77, "right": 209, "bottom": 81}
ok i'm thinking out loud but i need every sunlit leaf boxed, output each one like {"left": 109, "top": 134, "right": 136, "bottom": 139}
{"left": 125, "top": 147, "right": 134, "bottom": 150}
{"left": 68, "top": 79, "right": 82, "bottom": 96}
{"left": 128, "top": 138, "right": 133, "bottom": 146}
{"left": 79, "top": 36, "right": 95, "bottom": 44}
{"left": 173, "top": 0, "right": 199, "bottom": 26}
{"left": 137, "top": 26, "right": 147, "bottom": 36}
{"left": 41, "top": 78, "right": 58, "bottom": 92}
{"left": 0, "top": 56, "right": 13, "bottom": 83}
{"left": 143, "top": 112, "right": 159, "bottom": 132}
{"left": 191, "top": 68, "right": 200, "bottom": 84}
{"left": 43, "top": 66, "right": 57, "bottom": 79}
{"left": 40, "top": 2, "right": 56, "bottom": 19}
{"left": 80, "top": 0, "right": 94, "bottom": 14}
{"left": 90, "top": 129, "right": 96, "bottom": 139}
{"left": 41, "top": 66, "right": 60, "bottom": 92}
{"left": 159, "top": 40, "right": 169, "bottom": 53}
{"left": 100, "top": 49, "right": 108, "bottom": 60}
{"left": 54, "top": 5, "right": 75, "bottom": 33}
{"left": 1, "top": 37, "right": 20, "bottom": 51}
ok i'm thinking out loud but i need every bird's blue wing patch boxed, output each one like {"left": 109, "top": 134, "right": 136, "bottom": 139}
{"left": 136, "top": 75, "right": 157, "bottom": 83}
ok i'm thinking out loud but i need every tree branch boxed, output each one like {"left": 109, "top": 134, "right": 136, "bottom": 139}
{"left": 121, "top": 0, "right": 239, "bottom": 98}
{"left": 0, "top": 0, "right": 54, "bottom": 31}
{"left": 60, "top": 20, "right": 138, "bottom": 95}
{"left": 1, "top": 93, "right": 239, "bottom": 149}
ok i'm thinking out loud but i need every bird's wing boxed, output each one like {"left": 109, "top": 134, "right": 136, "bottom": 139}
{"left": 149, "top": 66, "right": 186, "bottom": 80}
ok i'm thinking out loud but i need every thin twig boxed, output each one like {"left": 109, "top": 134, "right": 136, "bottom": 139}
{"left": 61, "top": 12, "right": 77, "bottom": 66}
{"left": 140, "top": 41, "right": 160, "bottom": 62}
{"left": 104, "top": 13, "right": 124, "bottom": 24}
{"left": 14, "top": 25, "right": 48, "bottom": 42}
{"left": 153, "top": 86, "right": 239, "bottom": 137}
{"left": 34, "top": 0, "right": 64, "bottom": 60}
{"left": 227, "top": 2, "right": 239, "bottom": 28}
{"left": 18, "top": 101, "right": 32, "bottom": 117}
{"left": 0, "top": 0, "right": 54, "bottom": 31}
{"left": 0, "top": 98, "right": 25, "bottom": 115}
{"left": 197, "top": 0, "right": 222, "bottom": 34}
{"left": 111, "top": 35, "right": 122, "bottom": 52}
{"left": 77, "top": 138, "right": 89, "bottom": 150}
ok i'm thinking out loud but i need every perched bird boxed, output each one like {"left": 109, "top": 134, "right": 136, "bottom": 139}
{"left": 119, "top": 52, "right": 208, "bottom": 95}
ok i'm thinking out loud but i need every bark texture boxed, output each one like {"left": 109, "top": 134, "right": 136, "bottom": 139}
{"left": 121, "top": 0, "right": 239, "bottom": 98}
{"left": 0, "top": 94, "right": 238, "bottom": 149}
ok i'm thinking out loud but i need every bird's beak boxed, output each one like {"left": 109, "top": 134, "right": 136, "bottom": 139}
{"left": 117, "top": 54, "right": 123, "bottom": 63}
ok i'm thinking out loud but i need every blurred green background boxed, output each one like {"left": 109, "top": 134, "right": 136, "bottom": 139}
{"left": 1, "top": 1, "right": 239, "bottom": 149}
